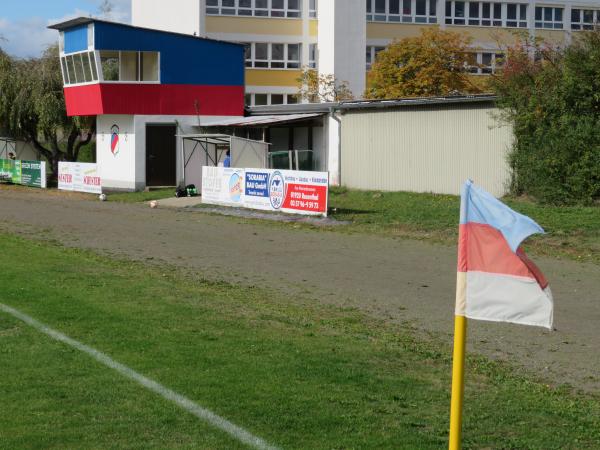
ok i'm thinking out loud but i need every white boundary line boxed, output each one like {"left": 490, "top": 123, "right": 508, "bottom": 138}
{"left": 0, "top": 302, "right": 280, "bottom": 450}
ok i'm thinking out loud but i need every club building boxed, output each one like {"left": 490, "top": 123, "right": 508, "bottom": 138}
{"left": 50, "top": 16, "right": 515, "bottom": 197}
{"left": 133, "top": 0, "right": 600, "bottom": 106}
{"left": 50, "top": 0, "right": 598, "bottom": 196}
{"left": 50, "top": 18, "right": 245, "bottom": 191}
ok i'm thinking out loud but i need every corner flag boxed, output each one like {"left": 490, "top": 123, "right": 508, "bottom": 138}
{"left": 449, "top": 180, "right": 554, "bottom": 450}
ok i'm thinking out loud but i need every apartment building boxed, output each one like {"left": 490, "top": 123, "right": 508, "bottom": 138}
{"left": 132, "top": 0, "right": 600, "bottom": 105}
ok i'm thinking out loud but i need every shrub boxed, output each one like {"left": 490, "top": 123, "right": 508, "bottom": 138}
{"left": 491, "top": 32, "right": 600, "bottom": 205}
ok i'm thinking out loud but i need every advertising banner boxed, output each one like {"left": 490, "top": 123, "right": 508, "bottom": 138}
{"left": 58, "top": 162, "right": 102, "bottom": 194}
{"left": 202, "top": 167, "right": 329, "bottom": 217}
{"left": 0, "top": 158, "right": 47, "bottom": 188}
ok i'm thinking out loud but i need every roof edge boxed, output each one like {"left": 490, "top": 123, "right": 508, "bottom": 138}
{"left": 248, "top": 94, "right": 498, "bottom": 116}
{"left": 48, "top": 17, "right": 244, "bottom": 48}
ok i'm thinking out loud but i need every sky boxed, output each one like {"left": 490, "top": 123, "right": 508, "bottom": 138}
{"left": 0, "top": 0, "right": 131, "bottom": 58}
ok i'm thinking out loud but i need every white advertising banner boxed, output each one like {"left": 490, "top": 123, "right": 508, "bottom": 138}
{"left": 202, "top": 167, "right": 329, "bottom": 217}
{"left": 58, "top": 162, "right": 102, "bottom": 194}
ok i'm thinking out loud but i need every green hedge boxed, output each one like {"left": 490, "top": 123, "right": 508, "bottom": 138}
{"left": 493, "top": 32, "right": 600, "bottom": 205}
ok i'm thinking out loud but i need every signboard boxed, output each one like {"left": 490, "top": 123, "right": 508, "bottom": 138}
{"left": 0, "top": 158, "right": 47, "bottom": 188}
{"left": 58, "top": 162, "right": 102, "bottom": 194}
{"left": 202, "top": 167, "right": 329, "bottom": 217}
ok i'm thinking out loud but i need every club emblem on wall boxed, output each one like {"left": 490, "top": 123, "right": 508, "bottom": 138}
{"left": 110, "top": 125, "right": 120, "bottom": 156}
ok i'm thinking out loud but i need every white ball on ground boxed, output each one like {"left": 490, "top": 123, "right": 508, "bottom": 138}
{"left": 149, "top": 200, "right": 158, "bottom": 209}
{"left": 99, "top": 194, "right": 107, "bottom": 202}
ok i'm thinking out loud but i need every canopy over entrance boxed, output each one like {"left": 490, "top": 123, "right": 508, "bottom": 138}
{"left": 177, "top": 134, "right": 270, "bottom": 188}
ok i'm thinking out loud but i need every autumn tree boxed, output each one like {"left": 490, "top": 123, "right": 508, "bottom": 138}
{"left": 0, "top": 45, "right": 95, "bottom": 179}
{"left": 296, "top": 69, "right": 354, "bottom": 103}
{"left": 366, "top": 28, "right": 482, "bottom": 99}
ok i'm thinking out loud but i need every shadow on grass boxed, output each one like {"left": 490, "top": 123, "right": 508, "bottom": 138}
{"left": 330, "top": 207, "right": 375, "bottom": 216}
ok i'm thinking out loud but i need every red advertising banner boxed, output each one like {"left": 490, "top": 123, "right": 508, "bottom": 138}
{"left": 282, "top": 183, "right": 328, "bottom": 213}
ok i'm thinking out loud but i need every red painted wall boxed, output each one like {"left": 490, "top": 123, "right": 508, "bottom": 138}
{"left": 64, "top": 83, "right": 245, "bottom": 117}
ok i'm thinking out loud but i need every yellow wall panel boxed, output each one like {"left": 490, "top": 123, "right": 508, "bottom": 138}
{"left": 206, "top": 16, "right": 303, "bottom": 35}
{"left": 447, "top": 26, "right": 521, "bottom": 46}
{"left": 536, "top": 29, "right": 568, "bottom": 45}
{"left": 366, "top": 23, "right": 437, "bottom": 40}
{"left": 309, "top": 19, "right": 318, "bottom": 37}
{"left": 245, "top": 69, "right": 302, "bottom": 87}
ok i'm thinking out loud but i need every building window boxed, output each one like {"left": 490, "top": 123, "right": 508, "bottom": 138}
{"left": 467, "top": 51, "right": 504, "bottom": 74}
{"left": 96, "top": 51, "right": 160, "bottom": 83}
{"left": 100, "top": 51, "right": 119, "bottom": 81}
{"left": 506, "top": 3, "right": 527, "bottom": 28}
{"left": 366, "top": 45, "right": 385, "bottom": 70}
{"left": 571, "top": 9, "right": 598, "bottom": 30}
{"left": 309, "top": 44, "right": 317, "bottom": 69}
{"left": 271, "top": 94, "right": 285, "bottom": 104}
{"left": 367, "top": 0, "right": 437, "bottom": 23}
{"left": 207, "top": 0, "right": 302, "bottom": 18}
{"left": 60, "top": 51, "right": 99, "bottom": 85}
{"left": 255, "top": 93, "right": 269, "bottom": 105}
{"left": 246, "top": 93, "right": 300, "bottom": 105}
{"left": 245, "top": 42, "right": 302, "bottom": 69}
{"left": 445, "top": 1, "right": 516, "bottom": 28}
{"left": 535, "top": 6, "right": 563, "bottom": 29}
{"left": 445, "top": 2, "right": 525, "bottom": 28}
{"left": 309, "top": 0, "right": 318, "bottom": 18}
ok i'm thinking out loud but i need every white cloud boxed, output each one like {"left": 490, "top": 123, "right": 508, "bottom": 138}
{"left": 0, "top": 0, "right": 131, "bottom": 58}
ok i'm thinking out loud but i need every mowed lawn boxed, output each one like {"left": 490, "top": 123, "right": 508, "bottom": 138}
{"left": 1, "top": 234, "right": 600, "bottom": 449}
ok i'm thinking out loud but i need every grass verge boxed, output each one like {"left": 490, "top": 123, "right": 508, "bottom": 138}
{"left": 327, "top": 187, "right": 600, "bottom": 263}
{"left": 106, "top": 188, "right": 175, "bottom": 203}
{"left": 1, "top": 233, "right": 599, "bottom": 449}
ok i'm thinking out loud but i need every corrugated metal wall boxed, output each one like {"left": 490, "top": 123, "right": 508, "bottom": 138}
{"left": 340, "top": 104, "right": 512, "bottom": 197}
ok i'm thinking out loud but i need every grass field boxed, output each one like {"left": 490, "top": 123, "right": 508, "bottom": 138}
{"left": 1, "top": 233, "right": 600, "bottom": 449}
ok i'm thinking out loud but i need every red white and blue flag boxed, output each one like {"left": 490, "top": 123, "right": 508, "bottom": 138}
{"left": 455, "top": 180, "right": 554, "bottom": 329}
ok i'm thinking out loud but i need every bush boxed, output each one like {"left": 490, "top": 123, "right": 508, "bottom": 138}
{"left": 491, "top": 32, "right": 600, "bottom": 205}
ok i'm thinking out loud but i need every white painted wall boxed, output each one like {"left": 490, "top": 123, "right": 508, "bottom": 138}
{"left": 318, "top": 0, "right": 367, "bottom": 100}
{"left": 98, "top": 114, "right": 243, "bottom": 191}
{"left": 97, "top": 115, "right": 137, "bottom": 190}
{"left": 326, "top": 114, "right": 341, "bottom": 186}
{"left": 340, "top": 105, "right": 513, "bottom": 197}
{"left": 132, "top": 0, "right": 201, "bottom": 36}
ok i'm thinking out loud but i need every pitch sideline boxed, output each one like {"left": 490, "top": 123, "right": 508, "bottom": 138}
{"left": 0, "top": 302, "right": 280, "bottom": 450}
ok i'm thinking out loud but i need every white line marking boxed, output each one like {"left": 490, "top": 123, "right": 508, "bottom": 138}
{"left": 0, "top": 302, "right": 279, "bottom": 450}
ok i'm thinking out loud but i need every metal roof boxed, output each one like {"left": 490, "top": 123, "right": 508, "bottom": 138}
{"left": 176, "top": 134, "right": 271, "bottom": 145}
{"left": 47, "top": 17, "right": 242, "bottom": 47}
{"left": 247, "top": 94, "right": 498, "bottom": 116}
{"left": 199, "top": 113, "right": 324, "bottom": 127}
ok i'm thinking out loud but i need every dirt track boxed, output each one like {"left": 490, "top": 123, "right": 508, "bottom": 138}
{"left": 1, "top": 186, "right": 599, "bottom": 393}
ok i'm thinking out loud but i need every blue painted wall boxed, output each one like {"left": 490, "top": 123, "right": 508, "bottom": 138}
{"left": 93, "top": 22, "right": 245, "bottom": 86}
{"left": 64, "top": 25, "right": 89, "bottom": 54}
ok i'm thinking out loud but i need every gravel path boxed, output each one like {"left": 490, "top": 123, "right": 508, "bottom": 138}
{"left": 1, "top": 187, "right": 599, "bottom": 392}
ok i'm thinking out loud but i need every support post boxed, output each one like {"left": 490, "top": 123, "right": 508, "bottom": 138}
{"left": 449, "top": 314, "right": 467, "bottom": 450}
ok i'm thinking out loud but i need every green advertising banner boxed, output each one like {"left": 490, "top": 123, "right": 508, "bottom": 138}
{"left": 0, "top": 158, "right": 47, "bottom": 188}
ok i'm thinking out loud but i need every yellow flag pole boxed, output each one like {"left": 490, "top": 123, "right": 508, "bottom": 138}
{"left": 449, "top": 272, "right": 468, "bottom": 450}
{"left": 449, "top": 315, "right": 467, "bottom": 450}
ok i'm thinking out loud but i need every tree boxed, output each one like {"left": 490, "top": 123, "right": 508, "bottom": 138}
{"left": 490, "top": 33, "right": 600, "bottom": 204}
{"left": 296, "top": 69, "right": 354, "bottom": 103}
{"left": 0, "top": 45, "right": 95, "bottom": 179}
{"left": 365, "top": 28, "right": 482, "bottom": 99}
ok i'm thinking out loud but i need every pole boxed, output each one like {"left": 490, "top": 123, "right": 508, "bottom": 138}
{"left": 449, "top": 314, "right": 467, "bottom": 450}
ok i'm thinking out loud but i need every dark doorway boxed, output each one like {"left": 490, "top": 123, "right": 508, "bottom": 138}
{"left": 146, "top": 124, "right": 177, "bottom": 186}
